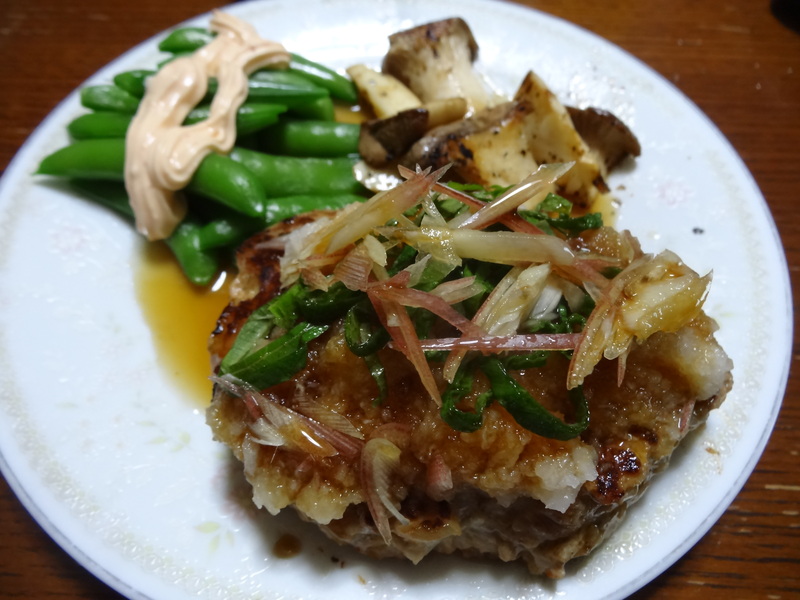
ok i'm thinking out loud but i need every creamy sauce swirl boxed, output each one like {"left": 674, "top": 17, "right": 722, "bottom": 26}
{"left": 125, "top": 11, "right": 290, "bottom": 240}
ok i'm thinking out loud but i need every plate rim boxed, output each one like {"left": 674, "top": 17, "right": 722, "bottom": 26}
{"left": 0, "top": 1, "right": 792, "bottom": 599}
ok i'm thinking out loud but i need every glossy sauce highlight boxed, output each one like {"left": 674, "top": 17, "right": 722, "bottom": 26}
{"left": 135, "top": 242, "right": 230, "bottom": 404}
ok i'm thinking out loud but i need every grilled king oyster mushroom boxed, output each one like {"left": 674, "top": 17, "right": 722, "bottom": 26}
{"left": 382, "top": 17, "right": 494, "bottom": 116}
{"left": 566, "top": 106, "right": 642, "bottom": 171}
{"left": 355, "top": 18, "right": 638, "bottom": 215}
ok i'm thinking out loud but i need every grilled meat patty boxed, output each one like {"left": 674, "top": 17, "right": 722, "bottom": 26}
{"left": 206, "top": 212, "right": 732, "bottom": 578}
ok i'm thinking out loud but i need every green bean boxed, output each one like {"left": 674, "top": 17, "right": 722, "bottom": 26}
{"left": 68, "top": 112, "right": 132, "bottom": 140}
{"left": 67, "top": 103, "right": 288, "bottom": 141}
{"left": 67, "top": 179, "right": 133, "bottom": 218}
{"left": 289, "top": 95, "right": 336, "bottom": 121}
{"left": 93, "top": 68, "right": 328, "bottom": 114}
{"left": 186, "top": 152, "right": 266, "bottom": 218}
{"left": 258, "top": 119, "right": 360, "bottom": 157}
{"left": 165, "top": 219, "right": 221, "bottom": 286}
{"left": 289, "top": 53, "right": 357, "bottom": 103}
{"left": 264, "top": 193, "right": 366, "bottom": 226}
{"left": 80, "top": 85, "right": 140, "bottom": 113}
{"left": 195, "top": 214, "right": 262, "bottom": 250}
{"left": 242, "top": 69, "right": 329, "bottom": 103}
{"left": 113, "top": 69, "right": 155, "bottom": 98}
{"left": 158, "top": 27, "right": 214, "bottom": 53}
{"left": 228, "top": 146, "right": 362, "bottom": 196}
{"left": 44, "top": 28, "right": 366, "bottom": 289}
{"left": 179, "top": 70, "right": 329, "bottom": 108}
{"left": 37, "top": 138, "right": 128, "bottom": 180}
{"left": 154, "top": 27, "right": 357, "bottom": 103}
{"left": 186, "top": 103, "right": 287, "bottom": 133}
{"left": 66, "top": 179, "right": 219, "bottom": 285}
{"left": 69, "top": 178, "right": 261, "bottom": 250}
{"left": 37, "top": 138, "right": 267, "bottom": 219}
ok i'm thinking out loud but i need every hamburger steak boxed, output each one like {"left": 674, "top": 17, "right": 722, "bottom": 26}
{"left": 206, "top": 171, "right": 733, "bottom": 578}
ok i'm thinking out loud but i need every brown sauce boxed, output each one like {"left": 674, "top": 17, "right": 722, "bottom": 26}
{"left": 334, "top": 100, "right": 366, "bottom": 124}
{"left": 273, "top": 533, "right": 302, "bottom": 558}
{"left": 134, "top": 242, "right": 231, "bottom": 405}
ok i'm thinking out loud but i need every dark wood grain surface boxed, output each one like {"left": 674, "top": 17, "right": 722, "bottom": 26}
{"left": 1, "top": 1, "right": 798, "bottom": 598}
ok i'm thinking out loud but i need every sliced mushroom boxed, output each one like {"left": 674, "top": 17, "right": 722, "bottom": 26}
{"left": 513, "top": 70, "right": 609, "bottom": 210}
{"left": 382, "top": 18, "right": 493, "bottom": 115}
{"left": 423, "top": 97, "right": 469, "bottom": 129}
{"left": 400, "top": 101, "right": 539, "bottom": 187}
{"left": 359, "top": 109, "right": 430, "bottom": 167}
{"left": 347, "top": 63, "right": 422, "bottom": 119}
{"left": 395, "top": 71, "right": 621, "bottom": 209}
{"left": 566, "top": 106, "right": 641, "bottom": 171}
{"left": 358, "top": 97, "right": 469, "bottom": 168}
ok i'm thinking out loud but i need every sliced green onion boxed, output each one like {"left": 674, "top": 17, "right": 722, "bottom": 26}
{"left": 440, "top": 362, "right": 494, "bottom": 433}
{"left": 364, "top": 353, "right": 388, "bottom": 405}
{"left": 297, "top": 281, "right": 362, "bottom": 324}
{"left": 519, "top": 192, "right": 603, "bottom": 236}
{"left": 480, "top": 358, "right": 589, "bottom": 440}
{"left": 344, "top": 302, "right": 390, "bottom": 357}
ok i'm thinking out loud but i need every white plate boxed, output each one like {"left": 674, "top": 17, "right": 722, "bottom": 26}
{"left": 0, "top": 1, "right": 791, "bottom": 599}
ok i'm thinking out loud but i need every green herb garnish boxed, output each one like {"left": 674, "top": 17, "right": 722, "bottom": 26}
{"left": 519, "top": 192, "right": 603, "bottom": 236}
{"left": 221, "top": 321, "right": 328, "bottom": 390}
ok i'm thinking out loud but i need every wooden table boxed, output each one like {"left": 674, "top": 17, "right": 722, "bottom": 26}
{"left": 1, "top": 1, "right": 797, "bottom": 598}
